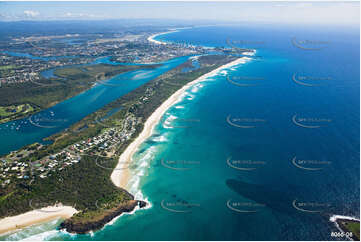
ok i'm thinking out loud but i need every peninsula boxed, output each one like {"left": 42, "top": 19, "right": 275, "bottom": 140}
{"left": 0, "top": 51, "right": 250, "bottom": 235}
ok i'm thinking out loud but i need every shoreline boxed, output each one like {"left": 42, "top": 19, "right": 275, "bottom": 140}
{"left": 147, "top": 27, "right": 192, "bottom": 45}
{"left": 0, "top": 29, "right": 191, "bottom": 237}
{"left": 0, "top": 205, "right": 77, "bottom": 236}
{"left": 0, "top": 34, "right": 253, "bottom": 237}
{"left": 59, "top": 200, "right": 146, "bottom": 234}
{"left": 147, "top": 30, "right": 179, "bottom": 45}
{"left": 110, "top": 56, "right": 252, "bottom": 190}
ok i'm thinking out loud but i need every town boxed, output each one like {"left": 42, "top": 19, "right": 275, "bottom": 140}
{"left": 0, "top": 111, "right": 140, "bottom": 187}
{"left": 0, "top": 32, "right": 207, "bottom": 86}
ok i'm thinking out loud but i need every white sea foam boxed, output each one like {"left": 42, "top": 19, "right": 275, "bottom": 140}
{"left": 163, "top": 123, "right": 173, "bottom": 129}
{"left": 175, "top": 92, "right": 188, "bottom": 103}
{"left": 243, "top": 50, "right": 256, "bottom": 56}
{"left": 151, "top": 134, "right": 167, "bottom": 142}
{"left": 186, "top": 93, "right": 195, "bottom": 100}
{"left": 190, "top": 83, "right": 204, "bottom": 93}
{"left": 190, "top": 86, "right": 199, "bottom": 93}
{"left": 0, "top": 207, "right": 76, "bottom": 240}
{"left": 166, "top": 114, "right": 178, "bottom": 122}
{"left": 127, "top": 54, "right": 256, "bottom": 211}
{"left": 163, "top": 114, "right": 178, "bottom": 129}
{"left": 329, "top": 214, "right": 360, "bottom": 223}
{"left": 107, "top": 55, "right": 256, "bottom": 236}
{"left": 20, "top": 230, "right": 59, "bottom": 241}
{"left": 58, "top": 229, "right": 77, "bottom": 238}
{"left": 220, "top": 70, "right": 228, "bottom": 75}
{"left": 127, "top": 146, "right": 157, "bottom": 195}
{"left": 98, "top": 145, "right": 156, "bottom": 229}
{"left": 104, "top": 55, "right": 257, "bottom": 238}
{"left": 101, "top": 195, "right": 152, "bottom": 230}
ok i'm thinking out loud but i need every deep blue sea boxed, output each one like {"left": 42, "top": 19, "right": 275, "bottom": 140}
{"left": 1, "top": 24, "right": 359, "bottom": 241}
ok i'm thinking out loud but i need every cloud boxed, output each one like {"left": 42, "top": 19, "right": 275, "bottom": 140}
{"left": 23, "top": 10, "right": 40, "bottom": 18}
{"left": 65, "top": 12, "right": 74, "bottom": 17}
{"left": 64, "top": 12, "right": 98, "bottom": 18}
{"left": 273, "top": 4, "right": 287, "bottom": 8}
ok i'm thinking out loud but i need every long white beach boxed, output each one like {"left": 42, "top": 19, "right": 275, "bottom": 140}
{"left": 0, "top": 205, "right": 77, "bottom": 236}
{"left": 111, "top": 56, "right": 251, "bottom": 189}
{"left": 147, "top": 30, "right": 179, "bottom": 45}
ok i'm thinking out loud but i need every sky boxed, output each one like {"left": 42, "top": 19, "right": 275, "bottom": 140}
{"left": 0, "top": 1, "right": 359, "bottom": 26}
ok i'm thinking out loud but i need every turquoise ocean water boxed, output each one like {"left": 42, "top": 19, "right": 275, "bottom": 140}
{"left": 1, "top": 24, "right": 359, "bottom": 241}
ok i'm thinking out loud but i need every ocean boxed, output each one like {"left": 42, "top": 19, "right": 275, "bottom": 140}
{"left": 1, "top": 24, "right": 359, "bottom": 241}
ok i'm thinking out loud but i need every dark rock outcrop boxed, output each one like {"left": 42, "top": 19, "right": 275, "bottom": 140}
{"left": 59, "top": 200, "right": 146, "bottom": 234}
{"left": 138, "top": 200, "right": 147, "bottom": 208}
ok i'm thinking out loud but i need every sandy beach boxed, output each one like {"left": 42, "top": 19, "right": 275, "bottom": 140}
{"left": 0, "top": 205, "right": 77, "bottom": 236}
{"left": 0, "top": 57, "right": 251, "bottom": 237}
{"left": 147, "top": 30, "right": 179, "bottom": 45}
{"left": 111, "top": 56, "right": 251, "bottom": 189}
{"left": 147, "top": 27, "right": 193, "bottom": 45}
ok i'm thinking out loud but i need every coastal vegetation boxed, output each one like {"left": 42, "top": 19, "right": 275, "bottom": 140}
{"left": 0, "top": 155, "right": 132, "bottom": 216}
{"left": 0, "top": 54, "right": 237, "bottom": 233}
